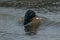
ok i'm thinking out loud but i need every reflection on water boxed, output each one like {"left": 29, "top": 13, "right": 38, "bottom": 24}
{"left": 0, "top": 14, "right": 17, "bottom": 32}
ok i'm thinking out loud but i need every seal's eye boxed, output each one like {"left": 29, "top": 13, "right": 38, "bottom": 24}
{"left": 36, "top": 18, "right": 39, "bottom": 19}
{"left": 36, "top": 18, "right": 42, "bottom": 20}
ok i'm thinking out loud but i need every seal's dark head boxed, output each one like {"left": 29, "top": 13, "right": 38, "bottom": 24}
{"left": 24, "top": 10, "right": 36, "bottom": 25}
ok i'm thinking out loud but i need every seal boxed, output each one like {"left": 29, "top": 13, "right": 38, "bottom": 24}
{"left": 24, "top": 10, "right": 42, "bottom": 35}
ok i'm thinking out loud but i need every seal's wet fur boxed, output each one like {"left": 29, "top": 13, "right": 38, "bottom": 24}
{"left": 24, "top": 10, "right": 42, "bottom": 35}
{"left": 24, "top": 10, "right": 36, "bottom": 25}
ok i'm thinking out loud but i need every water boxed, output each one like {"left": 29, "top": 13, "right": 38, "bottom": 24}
{"left": 0, "top": 7, "right": 60, "bottom": 40}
